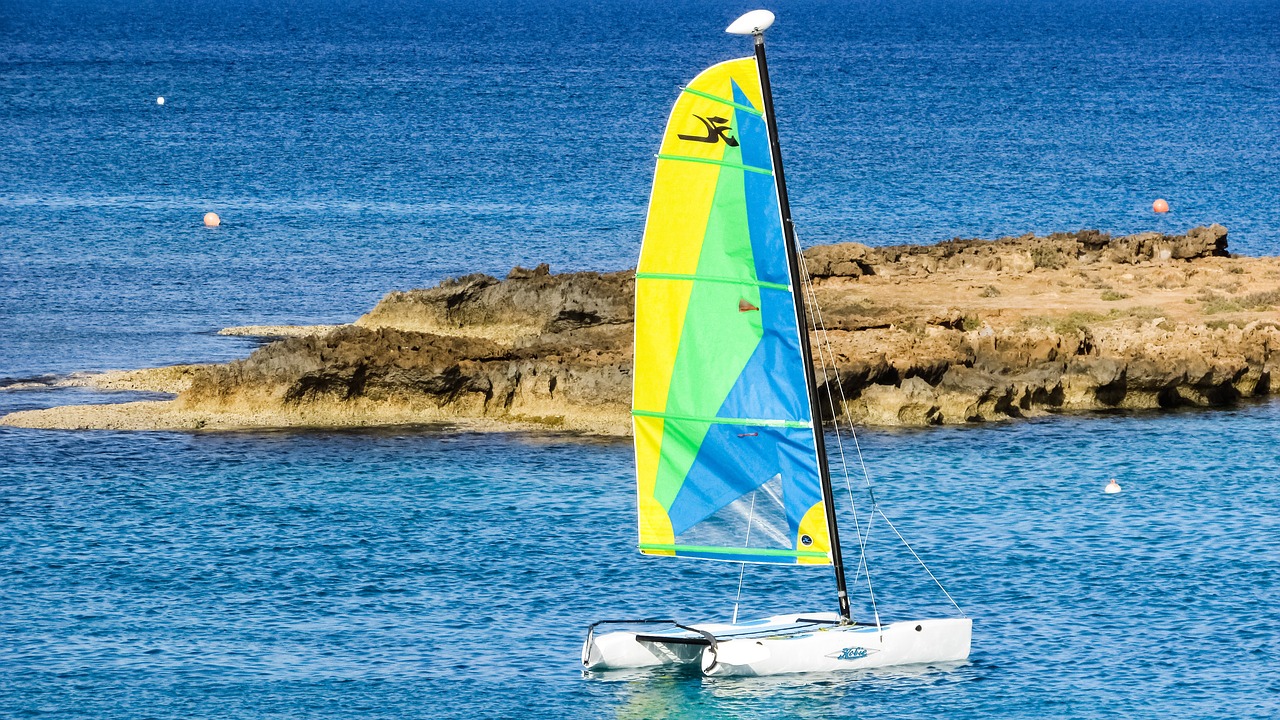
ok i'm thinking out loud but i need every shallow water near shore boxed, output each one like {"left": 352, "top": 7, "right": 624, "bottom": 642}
{"left": 4, "top": 402, "right": 1279, "bottom": 718}
{"left": 5, "top": 0, "right": 1280, "bottom": 717}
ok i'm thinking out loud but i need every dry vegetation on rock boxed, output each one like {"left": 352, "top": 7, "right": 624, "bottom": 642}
{"left": 8, "top": 224, "right": 1280, "bottom": 433}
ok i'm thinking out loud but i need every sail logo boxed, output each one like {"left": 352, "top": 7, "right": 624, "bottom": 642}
{"left": 678, "top": 115, "right": 739, "bottom": 147}
{"left": 828, "top": 647, "right": 873, "bottom": 661}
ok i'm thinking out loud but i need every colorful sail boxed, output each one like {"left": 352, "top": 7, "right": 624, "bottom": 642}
{"left": 632, "top": 56, "right": 831, "bottom": 566}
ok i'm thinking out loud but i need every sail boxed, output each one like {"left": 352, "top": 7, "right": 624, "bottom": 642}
{"left": 632, "top": 56, "right": 831, "bottom": 566}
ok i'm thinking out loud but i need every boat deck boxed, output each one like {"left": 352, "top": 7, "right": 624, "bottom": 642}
{"left": 630, "top": 613, "right": 865, "bottom": 646}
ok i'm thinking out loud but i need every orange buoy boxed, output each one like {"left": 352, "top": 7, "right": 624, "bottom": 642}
{"left": 203, "top": 212, "right": 221, "bottom": 227}
{"left": 1152, "top": 198, "right": 1169, "bottom": 214}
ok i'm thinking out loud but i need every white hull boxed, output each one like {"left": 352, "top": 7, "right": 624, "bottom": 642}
{"left": 583, "top": 612, "right": 971, "bottom": 677}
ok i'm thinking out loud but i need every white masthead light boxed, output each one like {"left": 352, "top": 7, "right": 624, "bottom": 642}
{"left": 726, "top": 9, "right": 775, "bottom": 35}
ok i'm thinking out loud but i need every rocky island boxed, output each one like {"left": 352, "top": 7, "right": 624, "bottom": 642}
{"left": 7, "top": 224, "right": 1280, "bottom": 434}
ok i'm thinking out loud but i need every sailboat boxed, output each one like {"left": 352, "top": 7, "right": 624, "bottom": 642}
{"left": 581, "top": 10, "right": 972, "bottom": 678}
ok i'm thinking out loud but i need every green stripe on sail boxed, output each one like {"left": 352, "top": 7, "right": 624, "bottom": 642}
{"left": 632, "top": 409, "right": 810, "bottom": 429}
{"left": 657, "top": 154, "right": 772, "bottom": 176}
{"left": 679, "top": 87, "right": 764, "bottom": 116}
{"left": 640, "top": 543, "right": 829, "bottom": 559}
{"left": 635, "top": 272, "right": 789, "bottom": 291}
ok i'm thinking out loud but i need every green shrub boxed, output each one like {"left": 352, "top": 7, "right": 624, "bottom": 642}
{"left": 1031, "top": 246, "right": 1068, "bottom": 270}
{"left": 1239, "top": 289, "right": 1280, "bottom": 310}
{"left": 1017, "top": 311, "right": 1106, "bottom": 335}
{"left": 1127, "top": 306, "right": 1163, "bottom": 320}
{"left": 1202, "top": 297, "right": 1243, "bottom": 314}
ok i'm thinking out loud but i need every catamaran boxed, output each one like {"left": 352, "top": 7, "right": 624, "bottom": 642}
{"left": 581, "top": 10, "right": 972, "bottom": 677}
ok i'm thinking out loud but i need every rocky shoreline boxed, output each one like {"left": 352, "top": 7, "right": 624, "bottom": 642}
{"left": 7, "top": 224, "right": 1280, "bottom": 434}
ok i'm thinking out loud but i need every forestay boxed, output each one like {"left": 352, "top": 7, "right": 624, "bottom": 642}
{"left": 632, "top": 56, "right": 830, "bottom": 566}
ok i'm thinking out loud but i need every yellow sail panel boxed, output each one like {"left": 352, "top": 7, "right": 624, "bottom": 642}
{"left": 638, "top": 57, "right": 761, "bottom": 280}
{"left": 655, "top": 57, "right": 763, "bottom": 159}
{"left": 632, "top": 280, "right": 691, "bottom": 437}
{"left": 635, "top": 56, "right": 764, "bottom": 418}
{"left": 636, "top": 161, "right": 719, "bottom": 276}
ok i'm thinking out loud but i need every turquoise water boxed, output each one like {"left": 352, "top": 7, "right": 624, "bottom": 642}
{"left": 4, "top": 405, "right": 1278, "bottom": 718}
{"left": 4, "top": 0, "right": 1280, "bottom": 717}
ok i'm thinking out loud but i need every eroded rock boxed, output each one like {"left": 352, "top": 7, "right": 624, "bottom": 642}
{"left": 8, "top": 225, "right": 1280, "bottom": 433}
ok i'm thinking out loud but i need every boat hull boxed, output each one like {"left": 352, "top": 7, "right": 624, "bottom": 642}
{"left": 583, "top": 613, "right": 971, "bottom": 677}
{"left": 704, "top": 616, "right": 971, "bottom": 677}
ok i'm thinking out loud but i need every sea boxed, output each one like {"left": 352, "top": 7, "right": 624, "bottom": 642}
{"left": 2, "top": 0, "right": 1278, "bottom": 717}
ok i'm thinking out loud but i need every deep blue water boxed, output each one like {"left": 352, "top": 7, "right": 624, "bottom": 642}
{"left": 4, "top": 0, "right": 1280, "bottom": 376}
{"left": 3, "top": 0, "right": 1280, "bottom": 717}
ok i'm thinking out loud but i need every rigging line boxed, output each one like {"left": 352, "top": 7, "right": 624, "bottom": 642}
{"left": 731, "top": 492, "right": 758, "bottom": 625}
{"left": 797, "top": 235, "right": 962, "bottom": 618}
{"left": 803, "top": 249, "right": 877, "bottom": 499}
{"left": 795, "top": 251, "right": 861, "bottom": 551}
{"left": 795, "top": 248, "right": 874, "bottom": 551}
{"left": 797, "top": 249, "right": 881, "bottom": 631}
{"left": 876, "top": 508, "right": 966, "bottom": 617}
{"left": 846, "top": 511, "right": 876, "bottom": 587}
{"left": 794, "top": 250, "right": 859, "bottom": 539}
{"left": 794, "top": 247, "right": 868, "bottom": 496}
{"left": 795, "top": 240, "right": 881, "bottom": 632}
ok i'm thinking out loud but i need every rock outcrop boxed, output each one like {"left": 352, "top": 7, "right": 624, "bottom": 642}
{"left": 354, "top": 265, "right": 634, "bottom": 342}
{"left": 6, "top": 224, "right": 1280, "bottom": 433}
{"left": 803, "top": 224, "right": 1230, "bottom": 279}
{"left": 177, "top": 322, "right": 632, "bottom": 433}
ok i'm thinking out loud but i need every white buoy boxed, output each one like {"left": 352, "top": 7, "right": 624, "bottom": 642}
{"left": 156, "top": 96, "right": 165, "bottom": 106}
{"left": 1105, "top": 478, "right": 1122, "bottom": 494}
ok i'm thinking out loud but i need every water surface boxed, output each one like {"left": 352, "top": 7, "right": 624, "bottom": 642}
{"left": 3, "top": 1, "right": 1280, "bottom": 717}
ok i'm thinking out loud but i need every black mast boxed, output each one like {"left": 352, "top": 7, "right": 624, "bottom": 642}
{"left": 752, "top": 31, "right": 852, "bottom": 622}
